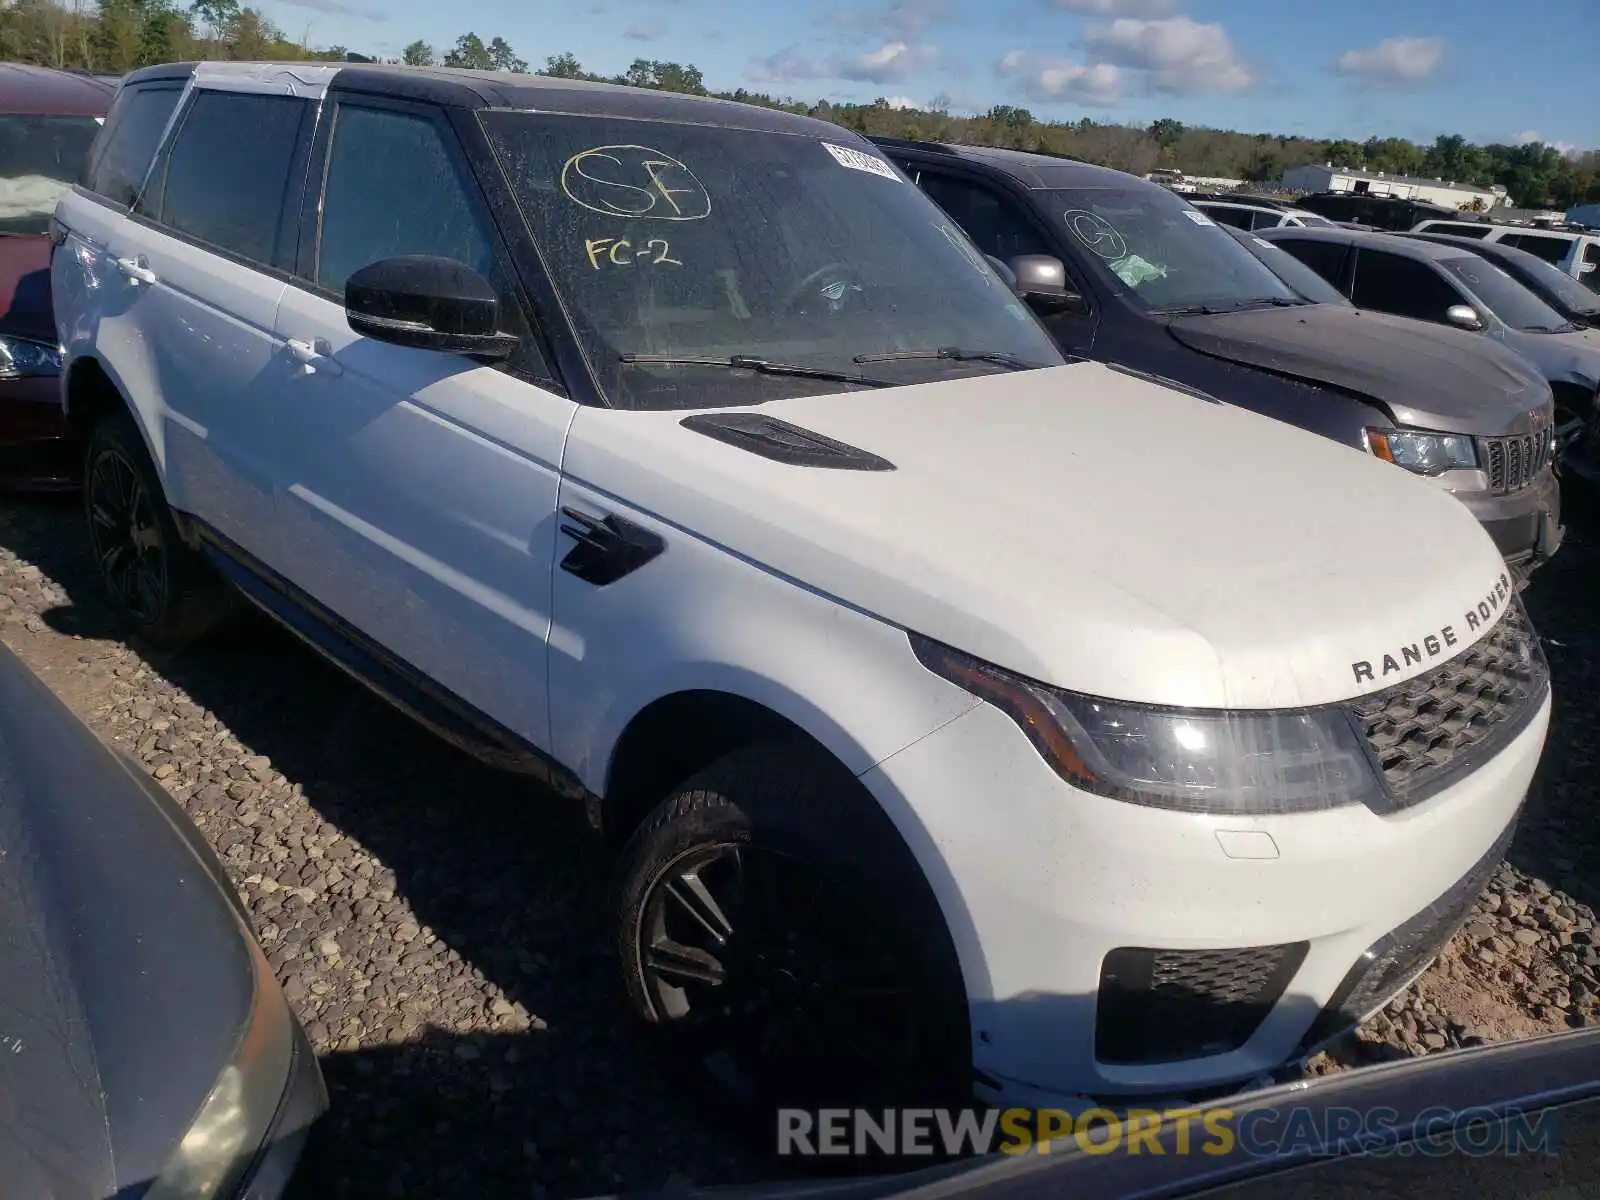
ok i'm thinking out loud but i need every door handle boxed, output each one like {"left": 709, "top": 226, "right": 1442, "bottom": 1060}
{"left": 114, "top": 255, "right": 156, "bottom": 285}
{"left": 285, "top": 337, "right": 343, "bottom": 377}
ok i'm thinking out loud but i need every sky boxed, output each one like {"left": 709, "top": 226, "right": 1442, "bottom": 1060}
{"left": 248, "top": 0, "right": 1598, "bottom": 151}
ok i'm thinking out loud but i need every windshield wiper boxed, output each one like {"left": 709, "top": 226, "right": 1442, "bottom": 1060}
{"left": 1154, "top": 297, "right": 1305, "bottom": 316}
{"left": 618, "top": 353, "right": 891, "bottom": 388}
{"left": 851, "top": 346, "right": 1043, "bottom": 371}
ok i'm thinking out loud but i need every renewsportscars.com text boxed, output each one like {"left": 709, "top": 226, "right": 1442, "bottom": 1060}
{"left": 777, "top": 1105, "right": 1560, "bottom": 1158}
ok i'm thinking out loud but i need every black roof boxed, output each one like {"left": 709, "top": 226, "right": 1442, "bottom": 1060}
{"left": 1188, "top": 192, "right": 1295, "bottom": 210}
{"left": 869, "top": 136, "right": 1137, "bottom": 189}
{"left": 122, "top": 61, "right": 843, "bottom": 139}
{"left": 1257, "top": 225, "right": 1482, "bottom": 263}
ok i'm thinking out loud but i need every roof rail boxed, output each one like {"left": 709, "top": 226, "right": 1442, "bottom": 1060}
{"left": 867, "top": 135, "right": 956, "bottom": 155}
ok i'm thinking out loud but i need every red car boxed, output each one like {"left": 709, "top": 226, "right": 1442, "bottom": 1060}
{"left": 0, "top": 64, "right": 115, "bottom": 488}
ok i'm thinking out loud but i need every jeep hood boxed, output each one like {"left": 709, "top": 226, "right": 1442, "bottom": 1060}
{"left": 1165, "top": 304, "right": 1552, "bottom": 434}
{"left": 564, "top": 361, "right": 1512, "bottom": 710}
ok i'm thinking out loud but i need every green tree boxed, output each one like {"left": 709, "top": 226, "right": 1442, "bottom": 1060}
{"left": 618, "top": 58, "right": 706, "bottom": 94}
{"left": 541, "top": 50, "right": 584, "bottom": 77}
{"left": 443, "top": 31, "right": 491, "bottom": 70}
{"left": 188, "top": 0, "right": 235, "bottom": 40}
{"left": 1148, "top": 117, "right": 1185, "bottom": 151}
{"left": 401, "top": 39, "right": 434, "bottom": 65}
{"left": 1324, "top": 138, "right": 1363, "bottom": 168}
{"left": 486, "top": 35, "right": 526, "bottom": 72}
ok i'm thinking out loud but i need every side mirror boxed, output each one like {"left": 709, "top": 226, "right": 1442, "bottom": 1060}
{"left": 345, "top": 255, "right": 520, "bottom": 359}
{"left": 1445, "top": 303, "right": 1485, "bottom": 331}
{"left": 1008, "top": 254, "right": 1089, "bottom": 315}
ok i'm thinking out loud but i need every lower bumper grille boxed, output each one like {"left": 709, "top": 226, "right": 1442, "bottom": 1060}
{"left": 1097, "top": 941, "right": 1308, "bottom": 1065}
{"left": 1298, "top": 816, "right": 1518, "bottom": 1053}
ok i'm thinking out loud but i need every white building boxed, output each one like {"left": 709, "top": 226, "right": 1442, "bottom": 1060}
{"left": 1276, "top": 163, "right": 1505, "bottom": 211}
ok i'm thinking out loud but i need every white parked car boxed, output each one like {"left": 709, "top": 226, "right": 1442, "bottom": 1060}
{"left": 1190, "top": 195, "right": 1337, "bottom": 231}
{"left": 53, "top": 62, "right": 1551, "bottom": 1115}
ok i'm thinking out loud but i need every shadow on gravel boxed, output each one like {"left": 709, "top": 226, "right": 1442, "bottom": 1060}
{"left": 1511, "top": 482, "right": 1600, "bottom": 918}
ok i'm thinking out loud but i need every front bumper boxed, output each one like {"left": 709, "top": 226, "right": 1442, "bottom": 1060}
{"left": 0, "top": 374, "right": 76, "bottom": 488}
{"left": 1445, "top": 469, "right": 1561, "bottom": 575}
{"left": 860, "top": 691, "right": 1549, "bottom": 1108}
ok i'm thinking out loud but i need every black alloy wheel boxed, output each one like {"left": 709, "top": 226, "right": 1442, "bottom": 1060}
{"left": 87, "top": 441, "right": 168, "bottom": 625}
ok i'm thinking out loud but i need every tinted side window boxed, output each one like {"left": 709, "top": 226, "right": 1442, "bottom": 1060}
{"left": 1203, "top": 206, "right": 1254, "bottom": 230}
{"left": 1351, "top": 250, "right": 1464, "bottom": 321}
{"left": 1501, "top": 233, "right": 1571, "bottom": 264}
{"left": 315, "top": 104, "right": 495, "bottom": 293}
{"left": 145, "top": 91, "right": 309, "bottom": 268}
{"left": 84, "top": 84, "right": 183, "bottom": 207}
{"left": 916, "top": 173, "right": 1050, "bottom": 261}
{"left": 1274, "top": 239, "right": 1349, "bottom": 290}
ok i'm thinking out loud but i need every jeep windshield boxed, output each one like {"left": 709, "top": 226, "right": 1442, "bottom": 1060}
{"left": 0, "top": 114, "right": 103, "bottom": 236}
{"left": 1043, "top": 185, "right": 1302, "bottom": 315}
{"left": 481, "top": 112, "right": 1062, "bottom": 410}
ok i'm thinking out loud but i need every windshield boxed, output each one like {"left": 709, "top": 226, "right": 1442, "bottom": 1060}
{"left": 1494, "top": 248, "right": 1600, "bottom": 315}
{"left": 1042, "top": 186, "right": 1299, "bottom": 314}
{"left": 1227, "top": 229, "right": 1350, "bottom": 305}
{"left": 482, "top": 113, "right": 1062, "bottom": 410}
{"left": 1291, "top": 211, "right": 1335, "bottom": 228}
{"left": 0, "top": 114, "right": 102, "bottom": 236}
{"left": 1440, "top": 255, "right": 1573, "bottom": 332}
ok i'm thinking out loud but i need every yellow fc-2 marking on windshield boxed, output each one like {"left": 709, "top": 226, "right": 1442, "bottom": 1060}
{"left": 584, "top": 237, "right": 683, "bottom": 269}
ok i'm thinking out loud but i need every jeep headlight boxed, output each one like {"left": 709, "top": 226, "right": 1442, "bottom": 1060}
{"left": 144, "top": 939, "right": 296, "bottom": 1199}
{"left": 0, "top": 334, "right": 63, "bottom": 379}
{"left": 1366, "top": 428, "right": 1477, "bottom": 475}
{"left": 912, "top": 635, "right": 1384, "bottom": 815}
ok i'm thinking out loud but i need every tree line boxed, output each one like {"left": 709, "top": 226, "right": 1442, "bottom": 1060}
{"left": 3, "top": 0, "right": 1595, "bottom": 211}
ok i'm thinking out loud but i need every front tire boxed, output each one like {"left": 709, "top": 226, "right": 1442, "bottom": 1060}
{"left": 614, "top": 739, "right": 972, "bottom": 1120}
{"left": 84, "top": 412, "right": 234, "bottom": 646}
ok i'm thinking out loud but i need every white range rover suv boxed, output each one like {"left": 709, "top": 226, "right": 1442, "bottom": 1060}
{"left": 53, "top": 62, "right": 1551, "bottom": 1117}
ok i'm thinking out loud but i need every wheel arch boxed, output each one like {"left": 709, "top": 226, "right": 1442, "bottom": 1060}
{"left": 64, "top": 356, "right": 163, "bottom": 477}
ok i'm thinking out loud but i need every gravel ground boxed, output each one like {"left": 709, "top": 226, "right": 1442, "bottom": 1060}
{"left": 0, "top": 489, "right": 1598, "bottom": 1194}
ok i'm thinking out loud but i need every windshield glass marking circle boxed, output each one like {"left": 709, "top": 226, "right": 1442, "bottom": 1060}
{"left": 560, "top": 145, "right": 712, "bottom": 220}
{"left": 1064, "top": 210, "right": 1128, "bottom": 261}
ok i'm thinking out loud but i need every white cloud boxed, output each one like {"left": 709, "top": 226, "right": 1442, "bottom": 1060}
{"left": 622, "top": 21, "right": 664, "bottom": 40}
{"left": 1082, "top": 16, "right": 1253, "bottom": 93}
{"left": 1333, "top": 36, "right": 1444, "bottom": 84}
{"left": 1516, "top": 130, "right": 1580, "bottom": 155}
{"left": 997, "top": 49, "right": 1126, "bottom": 104}
{"left": 749, "top": 39, "right": 938, "bottom": 84}
{"left": 883, "top": 95, "right": 919, "bottom": 108}
{"left": 1051, "top": 0, "right": 1175, "bottom": 15}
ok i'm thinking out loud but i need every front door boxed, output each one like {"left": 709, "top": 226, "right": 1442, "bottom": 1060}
{"left": 270, "top": 97, "right": 570, "bottom": 752}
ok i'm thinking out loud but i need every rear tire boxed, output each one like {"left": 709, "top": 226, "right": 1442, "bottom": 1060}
{"left": 83, "top": 412, "right": 235, "bottom": 647}
{"left": 614, "top": 739, "right": 972, "bottom": 1125}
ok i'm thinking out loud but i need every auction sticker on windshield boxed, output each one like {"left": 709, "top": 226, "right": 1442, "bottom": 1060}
{"left": 1182, "top": 209, "right": 1217, "bottom": 227}
{"left": 822, "top": 142, "right": 900, "bottom": 181}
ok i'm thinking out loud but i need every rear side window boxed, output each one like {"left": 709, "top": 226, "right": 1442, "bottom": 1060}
{"left": 83, "top": 84, "right": 182, "bottom": 208}
{"left": 1274, "top": 238, "right": 1349, "bottom": 291}
{"left": 1420, "top": 221, "right": 1490, "bottom": 239}
{"left": 1202, "top": 206, "right": 1254, "bottom": 230}
{"left": 143, "top": 91, "right": 309, "bottom": 268}
{"left": 1500, "top": 233, "right": 1572, "bottom": 264}
{"left": 315, "top": 104, "right": 496, "bottom": 293}
{"left": 1350, "top": 250, "right": 1463, "bottom": 321}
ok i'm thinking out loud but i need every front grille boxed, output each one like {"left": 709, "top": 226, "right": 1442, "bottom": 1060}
{"left": 1298, "top": 817, "right": 1518, "bottom": 1053}
{"left": 1345, "top": 601, "right": 1547, "bottom": 809}
{"left": 1096, "top": 942, "right": 1308, "bottom": 1064}
{"left": 1480, "top": 418, "right": 1554, "bottom": 494}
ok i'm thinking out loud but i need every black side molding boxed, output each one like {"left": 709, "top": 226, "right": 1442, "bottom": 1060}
{"left": 680, "top": 412, "right": 896, "bottom": 471}
{"left": 559, "top": 508, "right": 666, "bottom": 586}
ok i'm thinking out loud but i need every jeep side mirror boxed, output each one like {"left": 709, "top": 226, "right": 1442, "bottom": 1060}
{"left": 1445, "top": 303, "right": 1484, "bottom": 331}
{"left": 1008, "top": 254, "right": 1089, "bottom": 315}
{"left": 345, "top": 255, "right": 520, "bottom": 359}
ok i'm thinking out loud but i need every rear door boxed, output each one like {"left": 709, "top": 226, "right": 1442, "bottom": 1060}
{"left": 112, "top": 85, "right": 316, "bottom": 557}
{"left": 269, "top": 96, "right": 569, "bottom": 751}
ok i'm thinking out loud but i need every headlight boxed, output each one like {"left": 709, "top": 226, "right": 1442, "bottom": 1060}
{"left": 0, "top": 334, "right": 63, "bottom": 379}
{"left": 144, "top": 938, "right": 296, "bottom": 1199}
{"left": 1366, "top": 428, "right": 1477, "bottom": 475}
{"left": 911, "top": 635, "right": 1384, "bottom": 815}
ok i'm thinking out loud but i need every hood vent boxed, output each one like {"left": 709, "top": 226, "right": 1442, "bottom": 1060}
{"left": 680, "top": 412, "right": 895, "bottom": 471}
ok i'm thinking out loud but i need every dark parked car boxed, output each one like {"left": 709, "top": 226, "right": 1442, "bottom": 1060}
{"left": 1222, "top": 225, "right": 1350, "bottom": 305}
{"left": 871, "top": 138, "right": 1563, "bottom": 574}
{"left": 0, "top": 636, "right": 324, "bottom": 1195}
{"left": 0, "top": 64, "right": 114, "bottom": 488}
{"left": 1260, "top": 226, "right": 1600, "bottom": 438}
{"left": 1294, "top": 191, "right": 1458, "bottom": 232}
{"left": 639, "top": 1027, "right": 1600, "bottom": 1199}
{"left": 1404, "top": 230, "right": 1600, "bottom": 331}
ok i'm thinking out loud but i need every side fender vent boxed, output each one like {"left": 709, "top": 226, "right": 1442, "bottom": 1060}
{"left": 680, "top": 412, "right": 895, "bottom": 471}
